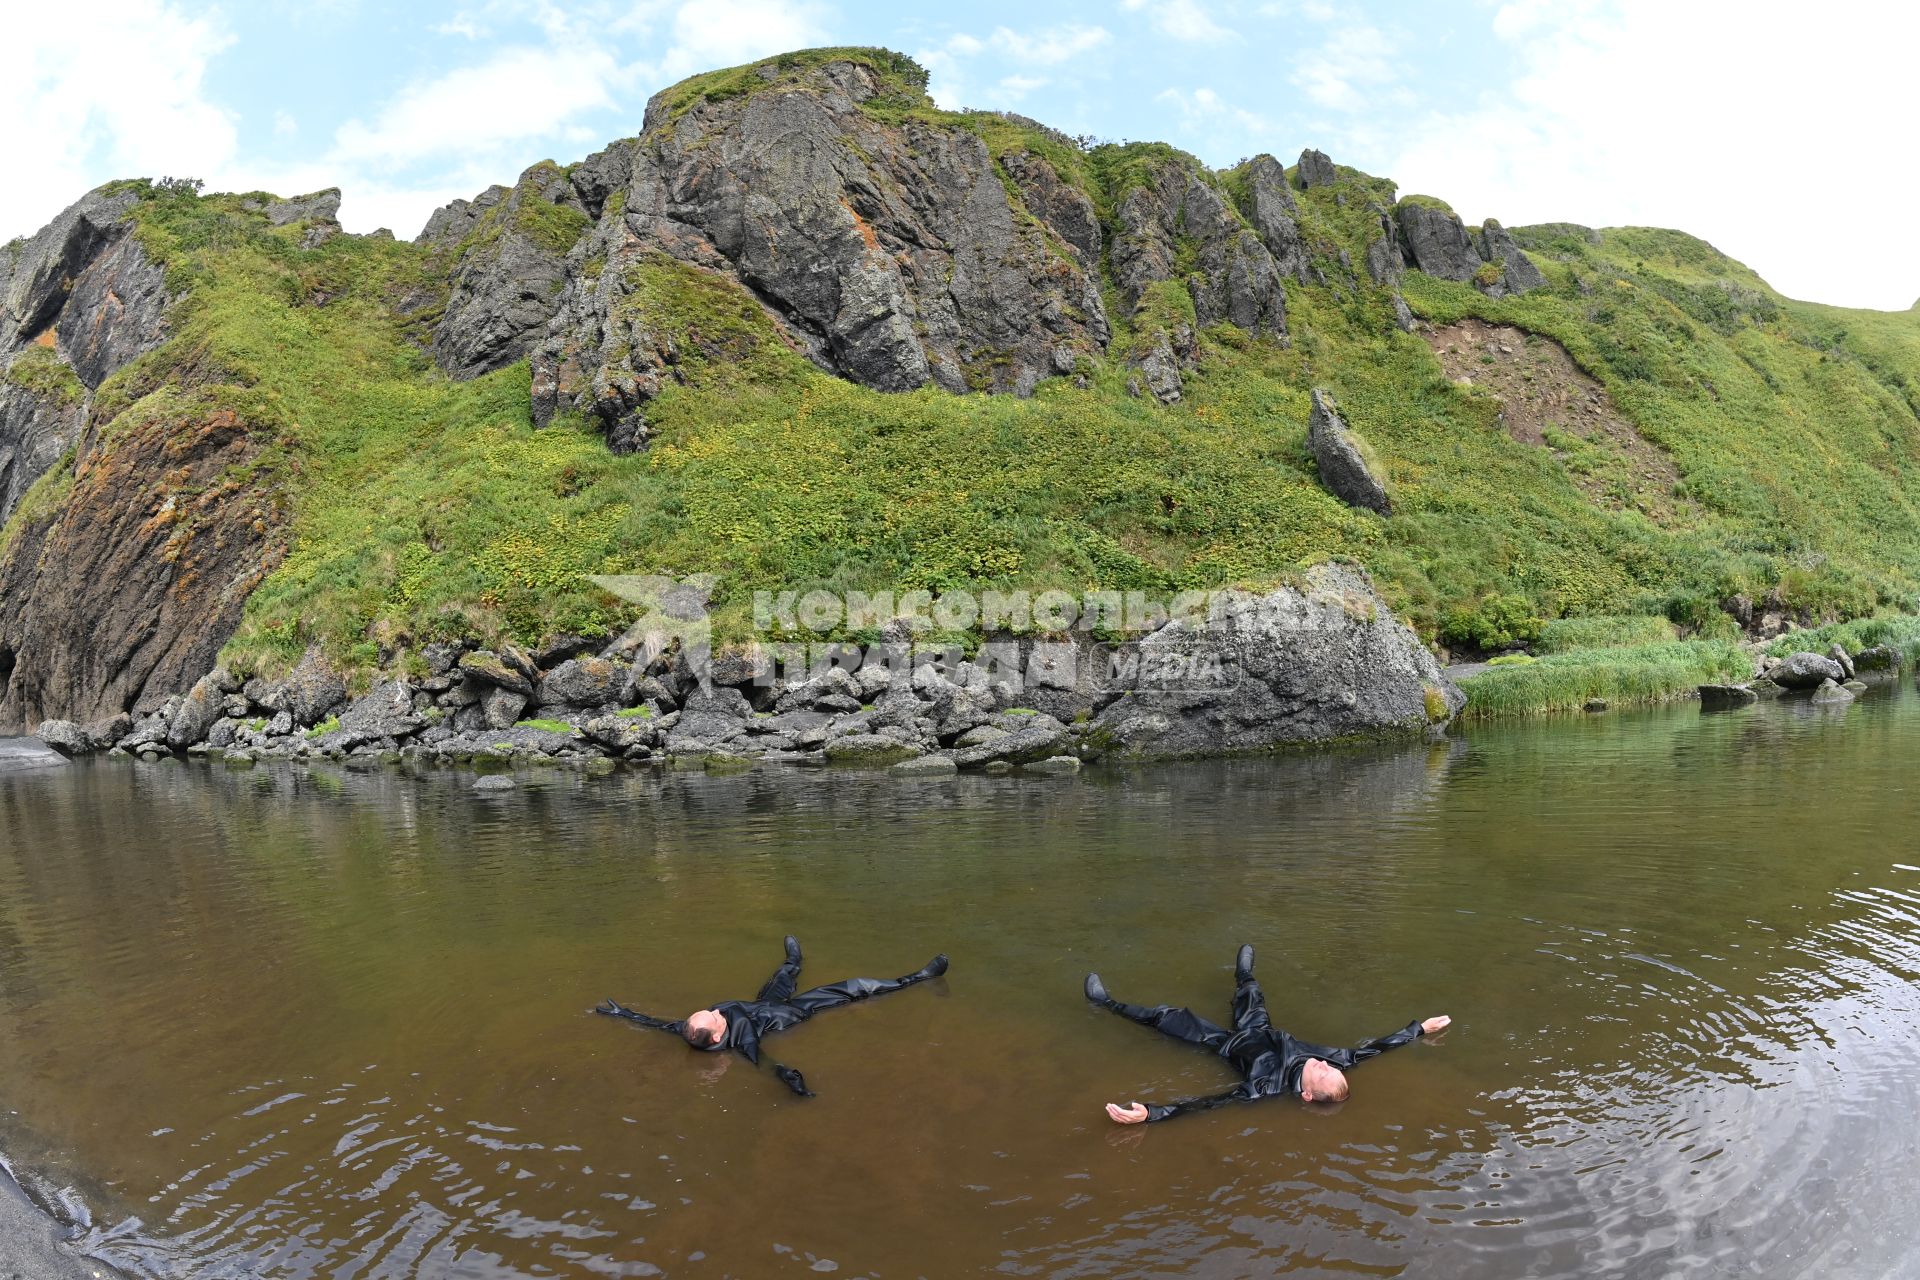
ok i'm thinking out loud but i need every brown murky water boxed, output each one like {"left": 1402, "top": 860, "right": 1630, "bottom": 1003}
{"left": 4, "top": 684, "right": 1920, "bottom": 1278}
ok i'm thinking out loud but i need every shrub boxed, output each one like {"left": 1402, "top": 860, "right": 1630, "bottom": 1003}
{"left": 1441, "top": 595, "right": 1543, "bottom": 652}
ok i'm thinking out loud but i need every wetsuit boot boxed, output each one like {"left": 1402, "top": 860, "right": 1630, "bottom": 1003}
{"left": 785, "top": 935, "right": 803, "bottom": 966}
{"left": 1085, "top": 973, "right": 1155, "bottom": 1020}
{"left": 909, "top": 953, "right": 950, "bottom": 982}
{"left": 1235, "top": 944, "right": 1255, "bottom": 986}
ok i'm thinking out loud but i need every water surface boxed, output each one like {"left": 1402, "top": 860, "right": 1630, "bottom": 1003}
{"left": 3, "top": 684, "right": 1919, "bottom": 1278}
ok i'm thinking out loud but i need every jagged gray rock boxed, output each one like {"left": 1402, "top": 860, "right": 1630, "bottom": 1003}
{"left": 0, "top": 376, "right": 85, "bottom": 527}
{"left": 429, "top": 164, "right": 588, "bottom": 379}
{"left": 0, "top": 187, "right": 170, "bottom": 523}
{"left": 1242, "top": 154, "right": 1311, "bottom": 283}
{"left": 952, "top": 722, "right": 1066, "bottom": 768}
{"left": 1307, "top": 389, "right": 1391, "bottom": 515}
{"left": 1110, "top": 160, "right": 1287, "bottom": 335}
{"left": 1090, "top": 564, "right": 1460, "bottom": 758}
{"left": 331, "top": 680, "right": 424, "bottom": 747}
{"left": 531, "top": 59, "right": 1110, "bottom": 444}
{"left": 167, "top": 668, "right": 234, "bottom": 750}
{"left": 1396, "top": 202, "right": 1484, "bottom": 283}
{"left": 1809, "top": 677, "right": 1854, "bottom": 704}
{"left": 482, "top": 686, "right": 529, "bottom": 730}
{"left": 1132, "top": 325, "right": 1193, "bottom": 405}
{"left": 1397, "top": 203, "right": 1546, "bottom": 298}
{"left": 535, "top": 656, "right": 627, "bottom": 707}
{"left": 1475, "top": 220, "right": 1547, "bottom": 294}
{"left": 263, "top": 647, "right": 349, "bottom": 726}
{"left": 32, "top": 718, "right": 87, "bottom": 754}
{"left": 1363, "top": 211, "right": 1405, "bottom": 285}
{"left": 1000, "top": 150, "right": 1102, "bottom": 266}
{"left": 264, "top": 188, "right": 341, "bottom": 227}
{"left": 1296, "top": 148, "right": 1337, "bottom": 189}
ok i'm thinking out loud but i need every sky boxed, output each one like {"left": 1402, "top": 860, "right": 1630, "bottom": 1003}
{"left": 5, "top": 0, "right": 1916, "bottom": 310}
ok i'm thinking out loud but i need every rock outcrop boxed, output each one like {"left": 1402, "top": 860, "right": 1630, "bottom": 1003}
{"left": 1110, "top": 156, "right": 1288, "bottom": 335}
{"left": 1307, "top": 389, "right": 1392, "bottom": 514}
{"left": 0, "top": 188, "right": 170, "bottom": 523}
{"left": 1475, "top": 220, "right": 1547, "bottom": 293}
{"left": 1090, "top": 564, "right": 1461, "bottom": 758}
{"left": 1296, "top": 148, "right": 1337, "bottom": 189}
{"left": 428, "top": 163, "right": 589, "bottom": 379}
{"left": 1396, "top": 201, "right": 1486, "bottom": 283}
{"left": 1395, "top": 200, "right": 1546, "bottom": 297}
{"left": 526, "top": 58, "right": 1111, "bottom": 444}
{"left": 0, "top": 370, "right": 86, "bottom": 527}
{"left": 1106, "top": 149, "right": 1291, "bottom": 403}
{"left": 0, "top": 405, "right": 286, "bottom": 729}
{"left": 1240, "top": 154, "right": 1312, "bottom": 283}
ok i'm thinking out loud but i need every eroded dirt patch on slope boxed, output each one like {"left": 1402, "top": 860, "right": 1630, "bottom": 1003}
{"left": 1426, "top": 317, "right": 1693, "bottom": 522}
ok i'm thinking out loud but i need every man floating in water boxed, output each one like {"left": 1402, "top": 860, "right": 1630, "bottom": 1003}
{"left": 1088, "top": 944, "right": 1449, "bottom": 1123}
{"left": 597, "top": 936, "right": 949, "bottom": 1097}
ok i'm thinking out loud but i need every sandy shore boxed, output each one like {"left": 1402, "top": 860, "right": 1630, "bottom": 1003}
{"left": 0, "top": 1160, "right": 121, "bottom": 1280}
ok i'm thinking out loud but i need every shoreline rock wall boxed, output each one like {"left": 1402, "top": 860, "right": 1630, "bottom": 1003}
{"left": 33, "top": 567, "right": 1460, "bottom": 768}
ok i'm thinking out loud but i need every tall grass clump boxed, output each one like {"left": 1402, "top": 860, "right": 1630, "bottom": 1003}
{"left": 1459, "top": 640, "right": 1751, "bottom": 718}
{"left": 1535, "top": 615, "right": 1678, "bottom": 653}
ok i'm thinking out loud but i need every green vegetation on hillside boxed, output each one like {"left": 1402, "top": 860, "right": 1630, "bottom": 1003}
{"left": 43, "top": 48, "right": 1920, "bottom": 689}
{"left": 2, "top": 345, "right": 87, "bottom": 406}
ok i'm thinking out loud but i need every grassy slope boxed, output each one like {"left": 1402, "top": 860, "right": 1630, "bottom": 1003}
{"left": 37, "top": 51, "right": 1920, "bottom": 698}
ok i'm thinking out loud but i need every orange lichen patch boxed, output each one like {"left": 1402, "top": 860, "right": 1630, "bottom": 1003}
{"left": 1425, "top": 317, "right": 1694, "bottom": 524}
{"left": 841, "top": 197, "right": 880, "bottom": 252}
{"left": 31, "top": 330, "right": 55, "bottom": 348}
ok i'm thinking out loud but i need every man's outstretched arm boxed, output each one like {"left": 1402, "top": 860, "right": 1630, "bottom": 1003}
{"left": 772, "top": 1063, "right": 815, "bottom": 1097}
{"left": 595, "top": 999, "right": 683, "bottom": 1034}
{"left": 1335, "top": 1014, "right": 1451, "bottom": 1068}
{"left": 1106, "top": 1082, "right": 1259, "bottom": 1125}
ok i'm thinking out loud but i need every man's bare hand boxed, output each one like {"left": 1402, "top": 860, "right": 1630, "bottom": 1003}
{"left": 1421, "top": 1015, "right": 1452, "bottom": 1035}
{"left": 1105, "top": 1102, "right": 1149, "bottom": 1125}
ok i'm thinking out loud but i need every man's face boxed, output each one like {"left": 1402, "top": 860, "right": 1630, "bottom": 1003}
{"left": 683, "top": 1008, "right": 728, "bottom": 1049}
{"left": 1300, "top": 1058, "right": 1348, "bottom": 1102}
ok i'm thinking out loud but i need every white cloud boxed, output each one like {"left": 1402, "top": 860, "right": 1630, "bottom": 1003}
{"left": 332, "top": 45, "right": 622, "bottom": 169}
{"left": 1387, "top": 0, "right": 1920, "bottom": 308}
{"left": 653, "top": 0, "right": 831, "bottom": 81}
{"left": 0, "top": 0, "right": 237, "bottom": 242}
{"left": 990, "top": 24, "right": 1111, "bottom": 65}
{"left": 435, "top": 15, "right": 488, "bottom": 39}
{"left": 1157, "top": 85, "right": 1274, "bottom": 138}
{"left": 1290, "top": 22, "right": 1399, "bottom": 112}
{"left": 921, "top": 21, "right": 1112, "bottom": 110}
{"left": 1120, "top": 0, "right": 1232, "bottom": 43}
{"left": 992, "top": 75, "right": 1050, "bottom": 104}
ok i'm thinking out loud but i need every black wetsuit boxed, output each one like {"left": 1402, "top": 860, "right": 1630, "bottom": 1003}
{"left": 1089, "top": 945, "right": 1427, "bottom": 1121}
{"left": 597, "top": 937, "right": 949, "bottom": 1097}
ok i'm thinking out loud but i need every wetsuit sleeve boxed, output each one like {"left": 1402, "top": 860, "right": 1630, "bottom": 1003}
{"left": 773, "top": 1064, "right": 814, "bottom": 1097}
{"left": 1143, "top": 1082, "right": 1259, "bottom": 1123}
{"left": 595, "top": 999, "right": 682, "bottom": 1035}
{"left": 1331, "top": 1019, "right": 1426, "bottom": 1069}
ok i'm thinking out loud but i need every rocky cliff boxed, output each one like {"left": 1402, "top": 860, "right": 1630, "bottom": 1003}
{"left": 5, "top": 45, "right": 1918, "bottom": 755}
{"left": 0, "top": 189, "right": 170, "bottom": 524}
